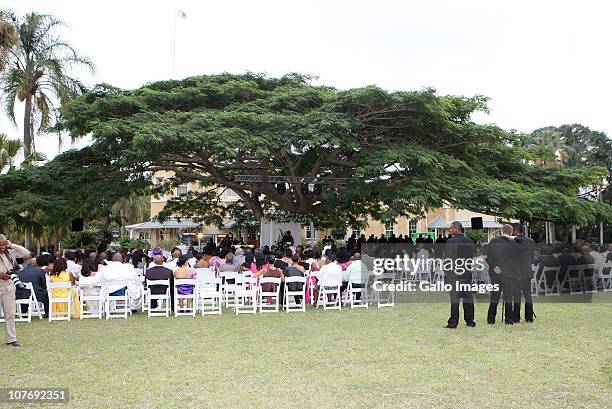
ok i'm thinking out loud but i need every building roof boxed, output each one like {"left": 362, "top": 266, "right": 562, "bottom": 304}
{"left": 427, "top": 216, "right": 450, "bottom": 229}
{"left": 125, "top": 218, "right": 201, "bottom": 231}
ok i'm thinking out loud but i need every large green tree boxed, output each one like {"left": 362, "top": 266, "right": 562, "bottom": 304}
{"left": 0, "top": 10, "right": 18, "bottom": 73}
{"left": 57, "top": 73, "right": 611, "bottom": 229}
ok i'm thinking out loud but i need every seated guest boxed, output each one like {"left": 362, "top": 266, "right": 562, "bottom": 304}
{"left": 49, "top": 258, "right": 80, "bottom": 318}
{"left": 79, "top": 259, "right": 102, "bottom": 313}
{"left": 252, "top": 255, "right": 284, "bottom": 303}
{"left": 65, "top": 251, "right": 82, "bottom": 279}
{"left": 16, "top": 256, "right": 49, "bottom": 318}
{"left": 343, "top": 253, "right": 368, "bottom": 299}
{"left": 284, "top": 255, "right": 305, "bottom": 303}
{"left": 220, "top": 252, "right": 238, "bottom": 273}
{"left": 99, "top": 253, "right": 137, "bottom": 296}
{"left": 145, "top": 254, "right": 174, "bottom": 309}
{"left": 174, "top": 255, "right": 196, "bottom": 309}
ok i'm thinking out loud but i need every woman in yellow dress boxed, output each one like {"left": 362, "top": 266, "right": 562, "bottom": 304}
{"left": 50, "top": 258, "right": 80, "bottom": 318}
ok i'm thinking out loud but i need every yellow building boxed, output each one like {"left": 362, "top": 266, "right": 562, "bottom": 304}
{"left": 127, "top": 172, "right": 505, "bottom": 247}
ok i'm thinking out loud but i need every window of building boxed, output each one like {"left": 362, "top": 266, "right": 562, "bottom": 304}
{"left": 350, "top": 227, "right": 361, "bottom": 237}
{"left": 176, "top": 184, "right": 188, "bottom": 196}
{"left": 305, "top": 225, "right": 315, "bottom": 241}
{"left": 247, "top": 228, "right": 258, "bottom": 242}
{"left": 408, "top": 220, "right": 418, "bottom": 236}
{"left": 384, "top": 223, "right": 396, "bottom": 236}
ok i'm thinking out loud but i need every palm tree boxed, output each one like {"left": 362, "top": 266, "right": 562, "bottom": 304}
{"left": 1, "top": 11, "right": 94, "bottom": 250}
{"left": 112, "top": 194, "right": 151, "bottom": 233}
{"left": 0, "top": 132, "right": 21, "bottom": 173}
{"left": 1, "top": 11, "right": 94, "bottom": 158}
{"left": 0, "top": 10, "right": 18, "bottom": 72}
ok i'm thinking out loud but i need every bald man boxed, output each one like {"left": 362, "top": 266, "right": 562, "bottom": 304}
{"left": 0, "top": 234, "right": 31, "bottom": 347}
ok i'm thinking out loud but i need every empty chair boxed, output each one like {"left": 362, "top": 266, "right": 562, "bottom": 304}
{"left": 596, "top": 262, "right": 612, "bottom": 291}
{"left": 174, "top": 278, "right": 197, "bottom": 317}
{"left": 147, "top": 279, "right": 171, "bottom": 317}
{"left": 234, "top": 275, "right": 257, "bottom": 314}
{"left": 284, "top": 276, "right": 307, "bottom": 313}
{"left": 48, "top": 282, "right": 72, "bottom": 322}
{"left": 198, "top": 276, "right": 222, "bottom": 315}
{"left": 258, "top": 277, "right": 281, "bottom": 313}
{"left": 373, "top": 272, "right": 395, "bottom": 308}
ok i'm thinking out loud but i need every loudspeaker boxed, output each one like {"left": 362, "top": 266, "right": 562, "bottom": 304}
{"left": 471, "top": 217, "right": 483, "bottom": 230}
{"left": 275, "top": 183, "right": 286, "bottom": 195}
{"left": 71, "top": 218, "right": 84, "bottom": 232}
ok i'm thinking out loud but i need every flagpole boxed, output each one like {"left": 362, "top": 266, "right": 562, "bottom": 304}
{"left": 172, "top": 9, "right": 177, "bottom": 79}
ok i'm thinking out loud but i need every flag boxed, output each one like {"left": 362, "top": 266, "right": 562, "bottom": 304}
{"left": 176, "top": 9, "right": 186, "bottom": 19}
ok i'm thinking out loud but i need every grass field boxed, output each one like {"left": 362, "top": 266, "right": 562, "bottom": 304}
{"left": 1, "top": 301, "right": 611, "bottom": 409}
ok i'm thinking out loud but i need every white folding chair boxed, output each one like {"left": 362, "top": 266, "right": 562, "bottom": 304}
{"left": 595, "top": 262, "right": 612, "bottom": 292}
{"left": 530, "top": 264, "right": 539, "bottom": 297}
{"left": 104, "top": 282, "right": 130, "bottom": 319}
{"left": 140, "top": 276, "right": 148, "bottom": 312}
{"left": 542, "top": 266, "right": 561, "bottom": 296}
{"left": 79, "top": 284, "right": 104, "bottom": 319}
{"left": 234, "top": 274, "right": 257, "bottom": 314}
{"left": 258, "top": 277, "right": 281, "bottom": 313}
{"left": 48, "top": 282, "right": 72, "bottom": 322}
{"left": 27, "top": 283, "right": 45, "bottom": 320}
{"left": 147, "top": 279, "right": 171, "bottom": 317}
{"left": 562, "top": 266, "right": 584, "bottom": 295}
{"left": 317, "top": 272, "right": 342, "bottom": 311}
{"left": 174, "top": 279, "right": 197, "bottom": 317}
{"left": 373, "top": 272, "right": 395, "bottom": 308}
{"left": 284, "top": 276, "right": 306, "bottom": 313}
{"left": 222, "top": 271, "right": 238, "bottom": 308}
{"left": 198, "top": 276, "right": 222, "bottom": 315}
{"left": 348, "top": 279, "right": 368, "bottom": 309}
{"left": 581, "top": 264, "right": 598, "bottom": 294}
{"left": 14, "top": 288, "right": 33, "bottom": 323}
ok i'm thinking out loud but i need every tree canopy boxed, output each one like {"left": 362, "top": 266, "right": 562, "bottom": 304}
{"left": 54, "top": 73, "right": 610, "bottom": 228}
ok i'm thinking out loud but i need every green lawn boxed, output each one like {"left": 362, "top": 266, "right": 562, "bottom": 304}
{"left": 1, "top": 301, "right": 611, "bottom": 409}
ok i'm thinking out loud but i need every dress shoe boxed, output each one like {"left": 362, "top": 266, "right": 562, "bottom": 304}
{"left": 6, "top": 341, "right": 21, "bottom": 348}
{"left": 487, "top": 319, "right": 495, "bottom": 324}
{"left": 466, "top": 322, "right": 476, "bottom": 327}
{"left": 445, "top": 325, "right": 457, "bottom": 329}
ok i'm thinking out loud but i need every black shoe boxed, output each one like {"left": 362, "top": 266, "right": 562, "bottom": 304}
{"left": 6, "top": 341, "right": 21, "bottom": 348}
{"left": 445, "top": 325, "right": 457, "bottom": 329}
{"left": 466, "top": 322, "right": 476, "bottom": 327}
{"left": 526, "top": 318, "right": 534, "bottom": 323}
{"left": 505, "top": 320, "right": 514, "bottom": 325}
{"left": 487, "top": 318, "right": 495, "bottom": 324}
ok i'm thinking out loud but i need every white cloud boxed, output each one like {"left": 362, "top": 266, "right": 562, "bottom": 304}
{"left": 1, "top": 0, "right": 610, "bottom": 161}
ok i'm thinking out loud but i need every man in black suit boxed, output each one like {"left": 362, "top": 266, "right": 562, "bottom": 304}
{"left": 15, "top": 255, "right": 49, "bottom": 318}
{"left": 445, "top": 221, "right": 476, "bottom": 328}
{"left": 145, "top": 255, "right": 174, "bottom": 310}
{"left": 512, "top": 223, "right": 536, "bottom": 322}
{"left": 485, "top": 224, "right": 516, "bottom": 324}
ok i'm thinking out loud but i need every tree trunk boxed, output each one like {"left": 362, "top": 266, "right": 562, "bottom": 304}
{"left": 23, "top": 95, "right": 33, "bottom": 250}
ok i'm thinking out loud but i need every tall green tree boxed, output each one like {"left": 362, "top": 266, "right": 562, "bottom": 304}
{"left": 0, "top": 10, "right": 18, "bottom": 73}
{"left": 58, "top": 74, "right": 610, "bottom": 229}
{"left": 1, "top": 10, "right": 94, "bottom": 158}
{"left": 0, "top": 10, "right": 94, "bottom": 250}
{"left": 0, "top": 132, "right": 21, "bottom": 173}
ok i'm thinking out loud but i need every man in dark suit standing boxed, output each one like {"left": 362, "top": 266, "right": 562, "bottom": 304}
{"left": 15, "top": 255, "right": 49, "bottom": 318}
{"left": 485, "top": 224, "right": 517, "bottom": 324}
{"left": 512, "top": 223, "right": 536, "bottom": 322}
{"left": 445, "top": 221, "right": 476, "bottom": 328}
